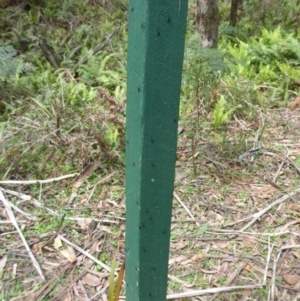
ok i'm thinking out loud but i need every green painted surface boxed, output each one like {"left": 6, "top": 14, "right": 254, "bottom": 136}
{"left": 125, "top": 1, "right": 188, "bottom": 300}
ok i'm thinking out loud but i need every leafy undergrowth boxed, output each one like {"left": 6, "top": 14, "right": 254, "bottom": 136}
{"left": 170, "top": 107, "right": 300, "bottom": 300}
{"left": 2, "top": 106, "right": 300, "bottom": 300}
{"left": 1, "top": 0, "right": 300, "bottom": 301}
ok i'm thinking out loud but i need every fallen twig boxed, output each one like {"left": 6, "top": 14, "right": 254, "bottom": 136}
{"left": 239, "top": 186, "right": 300, "bottom": 232}
{"left": 0, "top": 173, "right": 78, "bottom": 185}
{"left": 174, "top": 192, "right": 200, "bottom": 227}
{"left": 87, "top": 172, "right": 116, "bottom": 203}
{"left": 1, "top": 187, "right": 118, "bottom": 224}
{"left": 273, "top": 160, "right": 285, "bottom": 183}
{"left": 226, "top": 262, "right": 247, "bottom": 285}
{"left": 264, "top": 236, "right": 274, "bottom": 286}
{"left": 119, "top": 284, "right": 262, "bottom": 299}
{"left": 0, "top": 189, "right": 45, "bottom": 280}
{"left": 1, "top": 188, "right": 60, "bottom": 216}
{"left": 58, "top": 234, "right": 113, "bottom": 274}
{"left": 166, "top": 285, "right": 262, "bottom": 299}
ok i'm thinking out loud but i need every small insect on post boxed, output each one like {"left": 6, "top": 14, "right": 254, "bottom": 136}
{"left": 125, "top": 1, "right": 188, "bottom": 301}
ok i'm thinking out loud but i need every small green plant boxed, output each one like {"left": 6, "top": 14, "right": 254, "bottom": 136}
{"left": 225, "top": 26, "right": 300, "bottom": 104}
{"left": 0, "top": 45, "right": 33, "bottom": 80}
{"left": 108, "top": 258, "right": 125, "bottom": 301}
{"left": 213, "top": 95, "right": 239, "bottom": 127}
{"left": 183, "top": 33, "right": 227, "bottom": 108}
{"left": 34, "top": 216, "right": 62, "bottom": 235}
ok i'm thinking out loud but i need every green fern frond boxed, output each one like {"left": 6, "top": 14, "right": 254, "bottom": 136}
{"left": 0, "top": 45, "right": 34, "bottom": 81}
{"left": 0, "top": 45, "right": 19, "bottom": 80}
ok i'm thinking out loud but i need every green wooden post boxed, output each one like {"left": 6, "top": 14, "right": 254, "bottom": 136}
{"left": 125, "top": 1, "right": 188, "bottom": 300}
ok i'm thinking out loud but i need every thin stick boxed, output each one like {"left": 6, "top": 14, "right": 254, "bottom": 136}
{"left": 88, "top": 284, "right": 109, "bottom": 301}
{"left": 207, "top": 229, "right": 295, "bottom": 237}
{"left": 293, "top": 293, "right": 300, "bottom": 301}
{"left": 87, "top": 172, "right": 115, "bottom": 203}
{"left": 66, "top": 217, "right": 118, "bottom": 224}
{"left": 273, "top": 161, "right": 284, "bottom": 183}
{"left": 263, "top": 236, "right": 274, "bottom": 285}
{"left": 226, "top": 262, "right": 247, "bottom": 285}
{"left": 119, "top": 285, "right": 262, "bottom": 299}
{"left": 1, "top": 188, "right": 59, "bottom": 217}
{"left": 239, "top": 186, "right": 300, "bottom": 232}
{"left": 1, "top": 188, "right": 119, "bottom": 224}
{"left": 0, "top": 189, "right": 45, "bottom": 280}
{"left": 223, "top": 215, "right": 253, "bottom": 228}
{"left": 79, "top": 280, "right": 89, "bottom": 300}
{"left": 277, "top": 244, "right": 300, "bottom": 251}
{"left": 174, "top": 192, "right": 200, "bottom": 227}
{"left": 58, "top": 234, "right": 113, "bottom": 274}
{"left": 167, "top": 285, "right": 262, "bottom": 299}
{"left": 0, "top": 173, "right": 78, "bottom": 185}
{"left": 270, "top": 250, "right": 281, "bottom": 301}
{"left": 8, "top": 201, "right": 36, "bottom": 220}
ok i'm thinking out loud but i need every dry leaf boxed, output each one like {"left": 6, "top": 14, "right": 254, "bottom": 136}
{"left": 291, "top": 250, "right": 300, "bottom": 259}
{"left": 80, "top": 194, "right": 89, "bottom": 203}
{"left": 290, "top": 234, "right": 296, "bottom": 246}
{"left": 209, "top": 189, "right": 222, "bottom": 199}
{"left": 215, "top": 176, "right": 222, "bottom": 186}
{"left": 99, "top": 226, "right": 114, "bottom": 234}
{"left": 233, "top": 178, "right": 252, "bottom": 184}
{"left": 282, "top": 273, "right": 300, "bottom": 285}
{"left": 82, "top": 273, "right": 102, "bottom": 287}
{"left": 32, "top": 242, "right": 44, "bottom": 254}
{"left": 251, "top": 264, "right": 272, "bottom": 278}
{"left": 168, "top": 255, "right": 187, "bottom": 265}
{"left": 289, "top": 96, "right": 300, "bottom": 110}
{"left": 61, "top": 291, "right": 72, "bottom": 301}
{"left": 214, "top": 241, "right": 230, "bottom": 249}
{"left": 90, "top": 240, "right": 101, "bottom": 252}
{"left": 251, "top": 184, "right": 276, "bottom": 199}
{"left": 77, "top": 218, "right": 93, "bottom": 230}
{"left": 60, "top": 246, "right": 76, "bottom": 262}
{"left": 182, "top": 253, "right": 204, "bottom": 265}
{"left": 243, "top": 238, "right": 253, "bottom": 247}
{"left": 242, "top": 263, "right": 253, "bottom": 275}
{"left": 275, "top": 219, "right": 300, "bottom": 233}
{"left": 72, "top": 283, "right": 82, "bottom": 300}
{"left": 118, "top": 240, "right": 124, "bottom": 250}
{"left": 287, "top": 203, "right": 300, "bottom": 213}
{"left": 73, "top": 163, "right": 97, "bottom": 190}
{"left": 54, "top": 236, "right": 62, "bottom": 250}
{"left": 241, "top": 289, "right": 252, "bottom": 299}
{"left": 0, "top": 255, "right": 7, "bottom": 272}
{"left": 170, "top": 241, "right": 188, "bottom": 251}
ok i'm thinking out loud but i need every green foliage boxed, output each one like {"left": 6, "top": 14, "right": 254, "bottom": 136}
{"left": 0, "top": 45, "right": 34, "bottom": 117}
{"left": 225, "top": 26, "right": 300, "bottom": 103}
{"left": 0, "top": 45, "right": 19, "bottom": 80}
{"left": 0, "top": 0, "right": 127, "bottom": 179}
{"left": 241, "top": 0, "right": 300, "bottom": 34}
{"left": 33, "top": 216, "right": 62, "bottom": 235}
{"left": 0, "top": 45, "right": 33, "bottom": 80}
{"left": 213, "top": 95, "right": 239, "bottom": 128}
{"left": 182, "top": 32, "right": 227, "bottom": 108}
{"left": 77, "top": 52, "right": 126, "bottom": 97}
{"left": 1, "top": 0, "right": 299, "bottom": 180}
{"left": 218, "top": 0, "right": 300, "bottom": 35}
{"left": 104, "top": 128, "right": 119, "bottom": 149}
{"left": 219, "top": 24, "right": 248, "bottom": 43}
